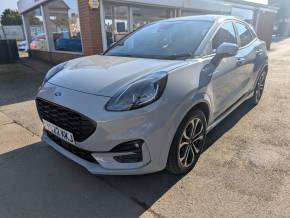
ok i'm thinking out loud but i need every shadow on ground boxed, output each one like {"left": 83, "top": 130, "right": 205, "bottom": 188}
{"left": 0, "top": 142, "right": 182, "bottom": 218}
{"left": 204, "top": 101, "right": 254, "bottom": 152}
{"left": 0, "top": 99, "right": 255, "bottom": 218}
{"left": 0, "top": 58, "right": 51, "bottom": 107}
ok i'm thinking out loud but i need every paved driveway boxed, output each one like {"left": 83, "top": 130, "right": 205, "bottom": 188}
{"left": 1, "top": 39, "right": 290, "bottom": 218}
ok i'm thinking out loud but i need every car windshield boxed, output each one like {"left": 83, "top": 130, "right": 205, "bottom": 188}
{"left": 105, "top": 20, "right": 213, "bottom": 60}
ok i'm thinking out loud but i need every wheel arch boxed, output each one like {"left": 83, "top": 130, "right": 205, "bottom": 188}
{"left": 167, "top": 99, "right": 210, "bottom": 152}
{"left": 165, "top": 100, "right": 210, "bottom": 173}
{"left": 264, "top": 65, "right": 268, "bottom": 73}
{"left": 159, "top": 95, "right": 212, "bottom": 170}
{"left": 188, "top": 101, "right": 210, "bottom": 123}
{"left": 254, "top": 64, "right": 268, "bottom": 89}
{"left": 173, "top": 99, "right": 211, "bottom": 140}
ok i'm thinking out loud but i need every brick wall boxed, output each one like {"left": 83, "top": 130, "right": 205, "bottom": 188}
{"left": 78, "top": 0, "right": 103, "bottom": 55}
{"left": 29, "top": 50, "right": 82, "bottom": 64}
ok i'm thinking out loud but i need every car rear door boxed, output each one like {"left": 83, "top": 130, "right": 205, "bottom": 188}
{"left": 233, "top": 21, "right": 258, "bottom": 96}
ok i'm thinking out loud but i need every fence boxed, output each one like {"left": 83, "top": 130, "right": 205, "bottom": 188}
{"left": 0, "top": 25, "right": 25, "bottom": 40}
{"left": 0, "top": 40, "right": 19, "bottom": 64}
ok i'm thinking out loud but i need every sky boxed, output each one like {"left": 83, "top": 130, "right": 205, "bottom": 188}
{"left": 0, "top": 1, "right": 18, "bottom": 15}
{"left": 0, "top": 0, "right": 269, "bottom": 16}
{"left": 244, "top": 0, "right": 268, "bottom": 4}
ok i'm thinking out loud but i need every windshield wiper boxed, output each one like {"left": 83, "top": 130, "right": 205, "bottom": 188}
{"left": 163, "top": 53, "right": 192, "bottom": 60}
{"left": 115, "top": 41, "right": 124, "bottom": 47}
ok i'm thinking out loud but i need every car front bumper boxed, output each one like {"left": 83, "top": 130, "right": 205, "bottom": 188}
{"left": 42, "top": 132, "right": 157, "bottom": 175}
{"left": 37, "top": 82, "right": 176, "bottom": 175}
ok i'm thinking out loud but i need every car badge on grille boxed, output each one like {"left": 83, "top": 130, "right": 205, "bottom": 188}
{"left": 54, "top": 92, "right": 62, "bottom": 97}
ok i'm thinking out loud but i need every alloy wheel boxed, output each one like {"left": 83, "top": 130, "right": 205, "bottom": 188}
{"left": 178, "top": 118, "right": 204, "bottom": 168}
{"left": 255, "top": 71, "right": 267, "bottom": 103}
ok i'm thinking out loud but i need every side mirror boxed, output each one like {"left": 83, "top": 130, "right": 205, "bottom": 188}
{"left": 211, "top": 43, "right": 238, "bottom": 66}
{"left": 216, "top": 42, "right": 238, "bottom": 58}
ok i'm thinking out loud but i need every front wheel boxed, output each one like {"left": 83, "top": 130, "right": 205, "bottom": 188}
{"left": 166, "top": 109, "right": 207, "bottom": 174}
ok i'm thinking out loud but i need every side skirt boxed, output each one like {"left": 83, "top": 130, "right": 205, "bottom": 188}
{"left": 206, "top": 91, "right": 254, "bottom": 133}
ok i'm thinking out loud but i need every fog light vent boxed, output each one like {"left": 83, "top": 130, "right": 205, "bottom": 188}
{"left": 111, "top": 140, "right": 144, "bottom": 163}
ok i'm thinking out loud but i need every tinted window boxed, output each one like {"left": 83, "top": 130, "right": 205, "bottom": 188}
{"left": 212, "top": 22, "right": 237, "bottom": 51}
{"left": 236, "top": 22, "right": 254, "bottom": 47}
{"left": 249, "top": 26, "right": 257, "bottom": 38}
{"left": 105, "top": 21, "right": 213, "bottom": 60}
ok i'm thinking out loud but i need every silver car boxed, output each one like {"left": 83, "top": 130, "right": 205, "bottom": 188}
{"left": 36, "top": 15, "right": 268, "bottom": 175}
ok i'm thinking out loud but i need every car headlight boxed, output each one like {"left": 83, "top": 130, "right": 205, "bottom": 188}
{"left": 41, "top": 62, "right": 67, "bottom": 86}
{"left": 106, "top": 71, "right": 168, "bottom": 111}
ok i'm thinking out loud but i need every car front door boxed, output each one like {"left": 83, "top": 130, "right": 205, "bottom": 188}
{"left": 208, "top": 21, "right": 243, "bottom": 119}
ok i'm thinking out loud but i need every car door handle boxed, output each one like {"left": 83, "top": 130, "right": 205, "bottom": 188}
{"left": 208, "top": 70, "right": 219, "bottom": 78}
{"left": 237, "top": 57, "right": 246, "bottom": 66}
{"left": 256, "top": 49, "right": 263, "bottom": 56}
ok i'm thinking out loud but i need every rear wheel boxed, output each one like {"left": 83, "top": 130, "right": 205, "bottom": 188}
{"left": 166, "top": 109, "right": 207, "bottom": 174}
{"left": 250, "top": 70, "right": 267, "bottom": 105}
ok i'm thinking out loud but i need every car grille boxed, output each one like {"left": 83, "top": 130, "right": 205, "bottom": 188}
{"left": 47, "top": 132, "right": 97, "bottom": 163}
{"left": 36, "top": 98, "right": 96, "bottom": 142}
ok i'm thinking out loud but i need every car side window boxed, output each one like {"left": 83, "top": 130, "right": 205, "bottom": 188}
{"left": 235, "top": 22, "right": 254, "bottom": 47}
{"left": 212, "top": 22, "right": 237, "bottom": 51}
{"left": 249, "top": 26, "right": 257, "bottom": 39}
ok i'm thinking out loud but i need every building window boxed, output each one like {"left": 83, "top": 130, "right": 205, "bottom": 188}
{"left": 114, "top": 6, "right": 129, "bottom": 41}
{"left": 45, "top": 0, "right": 82, "bottom": 53}
{"left": 104, "top": 5, "right": 114, "bottom": 47}
{"left": 231, "top": 7, "right": 254, "bottom": 25}
{"left": 104, "top": 4, "right": 170, "bottom": 48}
{"left": 132, "top": 6, "right": 170, "bottom": 30}
{"left": 104, "top": 4, "right": 129, "bottom": 48}
{"left": 26, "top": 7, "right": 48, "bottom": 51}
{"left": 181, "top": 10, "right": 207, "bottom": 17}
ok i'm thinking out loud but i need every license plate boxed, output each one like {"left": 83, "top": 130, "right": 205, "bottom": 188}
{"left": 43, "top": 119, "right": 75, "bottom": 145}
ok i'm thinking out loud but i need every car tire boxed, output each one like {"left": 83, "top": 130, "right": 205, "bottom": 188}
{"left": 166, "top": 109, "right": 207, "bottom": 174}
{"left": 250, "top": 70, "right": 267, "bottom": 105}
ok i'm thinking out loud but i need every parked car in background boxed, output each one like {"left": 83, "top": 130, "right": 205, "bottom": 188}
{"left": 30, "top": 34, "right": 47, "bottom": 50}
{"left": 52, "top": 31, "right": 82, "bottom": 52}
{"left": 55, "top": 38, "right": 82, "bottom": 52}
{"left": 18, "top": 40, "right": 28, "bottom": 51}
{"left": 36, "top": 15, "right": 268, "bottom": 175}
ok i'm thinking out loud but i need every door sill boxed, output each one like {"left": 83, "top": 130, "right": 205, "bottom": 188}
{"left": 207, "top": 92, "right": 253, "bottom": 133}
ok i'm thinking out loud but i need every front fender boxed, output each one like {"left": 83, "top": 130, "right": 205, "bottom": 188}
{"left": 159, "top": 89, "right": 212, "bottom": 167}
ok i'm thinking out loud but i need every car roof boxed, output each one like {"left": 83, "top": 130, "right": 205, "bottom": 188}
{"left": 159, "top": 15, "right": 236, "bottom": 23}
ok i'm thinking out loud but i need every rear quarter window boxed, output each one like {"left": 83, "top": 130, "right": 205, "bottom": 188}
{"left": 235, "top": 22, "right": 255, "bottom": 47}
